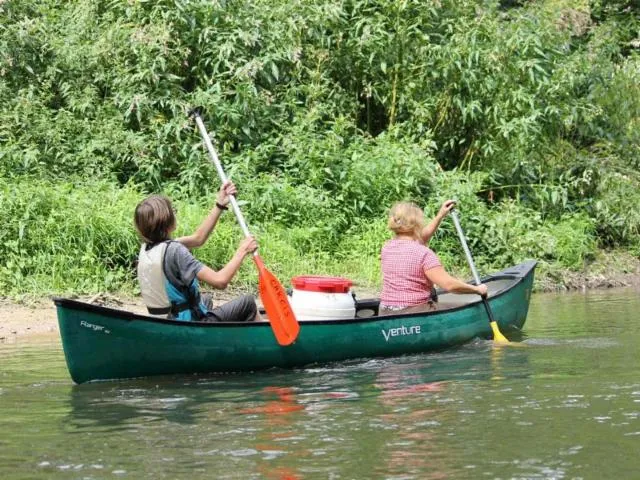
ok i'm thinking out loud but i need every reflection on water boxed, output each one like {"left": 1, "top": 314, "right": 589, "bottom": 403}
{"left": 1, "top": 288, "right": 640, "bottom": 479}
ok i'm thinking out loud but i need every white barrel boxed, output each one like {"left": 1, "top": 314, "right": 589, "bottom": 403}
{"left": 288, "top": 275, "right": 356, "bottom": 321}
{"left": 288, "top": 289, "right": 356, "bottom": 321}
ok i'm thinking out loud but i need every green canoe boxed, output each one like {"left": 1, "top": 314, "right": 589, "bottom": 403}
{"left": 55, "top": 260, "right": 536, "bottom": 384}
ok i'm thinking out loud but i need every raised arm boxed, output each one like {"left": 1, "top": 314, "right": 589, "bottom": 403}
{"left": 420, "top": 200, "right": 456, "bottom": 244}
{"left": 425, "top": 266, "right": 488, "bottom": 296}
{"left": 177, "top": 180, "right": 236, "bottom": 249}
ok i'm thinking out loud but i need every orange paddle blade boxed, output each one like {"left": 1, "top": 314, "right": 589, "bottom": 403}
{"left": 254, "top": 255, "right": 300, "bottom": 346}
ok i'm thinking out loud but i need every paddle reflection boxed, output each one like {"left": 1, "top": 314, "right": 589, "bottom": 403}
{"left": 239, "top": 386, "right": 305, "bottom": 480}
{"left": 240, "top": 386, "right": 304, "bottom": 416}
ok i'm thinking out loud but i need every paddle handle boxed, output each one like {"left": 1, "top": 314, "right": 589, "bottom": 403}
{"left": 450, "top": 210, "right": 481, "bottom": 285}
{"left": 191, "top": 110, "right": 252, "bottom": 240}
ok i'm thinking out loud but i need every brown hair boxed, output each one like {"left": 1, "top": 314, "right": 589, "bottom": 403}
{"left": 388, "top": 202, "right": 424, "bottom": 239}
{"left": 134, "top": 195, "right": 176, "bottom": 244}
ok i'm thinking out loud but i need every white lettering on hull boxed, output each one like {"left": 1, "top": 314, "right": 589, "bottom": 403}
{"left": 381, "top": 325, "right": 421, "bottom": 342}
{"left": 80, "top": 320, "right": 110, "bottom": 334}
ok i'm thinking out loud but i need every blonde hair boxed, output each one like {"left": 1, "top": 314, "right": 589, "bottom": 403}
{"left": 388, "top": 202, "right": 424, "bottom": 239}
{"left": 134, "top": 195, "right": 176, "bottom": 244}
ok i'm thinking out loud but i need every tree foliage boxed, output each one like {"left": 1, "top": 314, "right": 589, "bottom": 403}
{"left": 0, "top": 0, "right": 638, "bottom": 294}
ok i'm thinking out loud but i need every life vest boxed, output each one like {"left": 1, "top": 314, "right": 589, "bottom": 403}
{"left": 137, "top": 241, "right": 206, "bottom": 321}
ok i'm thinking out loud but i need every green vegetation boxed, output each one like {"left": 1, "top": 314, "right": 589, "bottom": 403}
{"left": 1, "top": 0, "right": 639, "bottom": 298}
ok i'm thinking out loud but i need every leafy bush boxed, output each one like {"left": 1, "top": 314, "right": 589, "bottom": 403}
{"left": 0, "top": 0, "right": 638, "bottom": 296}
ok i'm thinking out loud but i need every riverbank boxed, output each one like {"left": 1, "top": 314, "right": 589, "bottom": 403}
{"left": 536, "top": 251, "right": 640, "bottom": 291}
{"left": 0, "top": 294, "right": 149, "bottom": 342}
{"left": 2, "top": 252, "right": 639, "bottom": 342}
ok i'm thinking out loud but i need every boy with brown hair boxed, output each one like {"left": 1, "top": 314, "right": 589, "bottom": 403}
{"left": 134, "top": 180, "right": 258, "bottom": 322}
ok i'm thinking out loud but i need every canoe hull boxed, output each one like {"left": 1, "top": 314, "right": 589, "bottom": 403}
{"left": 56, "top": 261, "right": 536, "bottom": 383}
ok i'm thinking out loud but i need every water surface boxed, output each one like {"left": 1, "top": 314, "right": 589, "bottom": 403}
{"left": 1, "top": 289, "right": 639, "bottom": 479}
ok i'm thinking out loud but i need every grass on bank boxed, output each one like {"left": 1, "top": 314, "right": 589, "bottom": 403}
{"left": 0, "top": 177, "right": 625, "bottom": 301}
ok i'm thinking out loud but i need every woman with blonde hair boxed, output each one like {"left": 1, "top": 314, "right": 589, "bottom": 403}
{"left": 380, "top": 200, "right": 487, "bottom": 313}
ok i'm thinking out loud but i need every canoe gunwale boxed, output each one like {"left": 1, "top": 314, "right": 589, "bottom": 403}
{"left": 54, "top": 260, "right": 536, "bottom": 328}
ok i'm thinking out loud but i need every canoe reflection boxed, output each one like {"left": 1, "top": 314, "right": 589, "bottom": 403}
{"left": 66, "top": 378, "right": 220, "bottom": 430}
{"left": 369, "top": 345, "right": 532, "bottom": 478}
{"left": 63, "top": 345, "right": 532, "bottom": 479}
{"left": 66, "top": 379, "right": 308, "bottom": 479}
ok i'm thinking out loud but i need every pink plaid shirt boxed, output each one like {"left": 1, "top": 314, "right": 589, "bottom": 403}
{"left": 380, "top": 238, "right": 442, "bottom": 307}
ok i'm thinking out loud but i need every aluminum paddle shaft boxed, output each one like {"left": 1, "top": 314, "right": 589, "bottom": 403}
{"left": 450, "top": 211, "right": 482, "bottom": 285}
{"left": 450, "top": 210, "right": 509, "bottom": 343}
{"left": 192, "top": 113, "right": 251, "bottom": 240}
{"left": 189, "top": 109, "right": 300, "bottom": 346}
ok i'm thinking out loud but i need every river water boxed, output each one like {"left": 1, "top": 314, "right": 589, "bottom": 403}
{"left": 1, "top": 289, "right": 639, "bottom": 479}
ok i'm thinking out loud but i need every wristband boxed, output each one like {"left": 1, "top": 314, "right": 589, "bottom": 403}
{"left": 215, "top": 202, "right": 228, "bottom": 211}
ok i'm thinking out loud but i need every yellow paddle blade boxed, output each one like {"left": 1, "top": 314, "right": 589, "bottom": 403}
{"left": 254, "top": 255, "right": 300, "bottom": 346}
{"left": 490, "top": 321, "right": 510, "bottom": 344}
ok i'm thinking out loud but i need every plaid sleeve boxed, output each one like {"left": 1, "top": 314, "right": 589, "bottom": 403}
{"left": 421, "top": 247, "right": 442, "bottom": 271}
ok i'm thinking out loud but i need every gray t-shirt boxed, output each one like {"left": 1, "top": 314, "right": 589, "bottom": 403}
{"left": 163, "top": 242, "right": 204, "bottom": 289}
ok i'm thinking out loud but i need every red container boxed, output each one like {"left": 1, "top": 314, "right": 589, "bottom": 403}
{"left": 291, "top": 276, "right": 353, "bottom": 294}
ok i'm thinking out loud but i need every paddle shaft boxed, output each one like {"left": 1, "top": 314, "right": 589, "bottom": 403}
{"left": 450, "top": 210, "right": 499, "bottom": 327}
{"left": 190, "top": 109, "right": 300, "bottom": 346}
{"left": 450, "top": 211, "right": 482, "bottom": 285}
{"left": 192, "top": 112, "right": 252, "bottom": 241}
